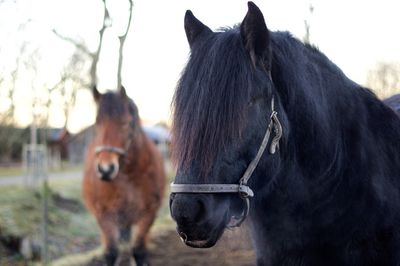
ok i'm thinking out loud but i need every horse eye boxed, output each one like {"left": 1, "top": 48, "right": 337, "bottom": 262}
{"left": 249, "top": 96, "right": 263, "bottom": 106}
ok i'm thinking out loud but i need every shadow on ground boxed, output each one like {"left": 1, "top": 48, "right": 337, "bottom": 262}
{"left": 85, "top": 227, "right": 256, "bottom": 266}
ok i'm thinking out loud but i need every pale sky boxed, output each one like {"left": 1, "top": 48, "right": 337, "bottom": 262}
{"left": 1, "top": 0, "right": 400, "bottom": 133}
{"left": 124, "top": 0, "right": 400, "bottom": 128}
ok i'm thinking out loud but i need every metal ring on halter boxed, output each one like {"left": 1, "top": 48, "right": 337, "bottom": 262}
{"left": 227, "top": 197, "right": 250, "bottom": 228}
{"left": 179, "top": 232, "right": 188, "bottom": 243}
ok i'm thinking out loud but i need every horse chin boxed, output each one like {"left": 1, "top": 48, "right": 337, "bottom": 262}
{"left": 99, "top": 175, "right": 115, "bottom": 182}
{"left": 184, "top": 238, "right": 217, "bottom": 248}
{"left": 97, "top": 171, "right": 118, "bottom": 182}
{"left": 179, "top": 211, "right": 229, "bottom": 249}
{"left": 181, "top": 227, "right": 225, "bottom": 248}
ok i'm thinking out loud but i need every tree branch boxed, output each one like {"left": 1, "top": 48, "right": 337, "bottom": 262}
{"left": 52, "top": 29, "right": 94, "bottom": 57}
{"left": 117, "top": 0, "right": 133, "bottom": 89}
{"left": 90, "top": 0, "right": 111, "bottom": 87}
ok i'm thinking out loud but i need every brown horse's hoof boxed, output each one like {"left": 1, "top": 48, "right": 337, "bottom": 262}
{"left": 130, "top": 258, "right": 150, "bottom": 266}
{"left": 104, "top": 247, "right": 118, "bottom": 266}
{"left": 132, "top": 245, "right": 149, "bottom": 266}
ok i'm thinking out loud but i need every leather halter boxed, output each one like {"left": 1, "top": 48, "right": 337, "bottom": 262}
{"left": 170, "top": 97, "right": 283, "bottom": 227}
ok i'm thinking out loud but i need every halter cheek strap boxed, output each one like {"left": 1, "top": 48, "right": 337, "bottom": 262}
{"left": 170, "top": 97, "right": 283, "bottom": 227}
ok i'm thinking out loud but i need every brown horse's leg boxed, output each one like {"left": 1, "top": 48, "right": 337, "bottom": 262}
{"left": 132, "top": 212, "right": 156, "bottom": 266}
{"left": 98, "top": 218, "right": 119, "bottom": 266}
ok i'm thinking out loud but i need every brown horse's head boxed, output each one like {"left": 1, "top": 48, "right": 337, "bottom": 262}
{"left": 92, "top": 85, "right": 139, "bottom": 181}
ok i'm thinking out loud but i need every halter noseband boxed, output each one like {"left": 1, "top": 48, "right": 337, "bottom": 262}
{"left": 170, "top": 97, "right": 283, "bottom": 227}
{"left": 94, "top": 145, "right": 126, "bottom": 156}
{"left": 94, "top": 123, "right": 135, "bottom": 157}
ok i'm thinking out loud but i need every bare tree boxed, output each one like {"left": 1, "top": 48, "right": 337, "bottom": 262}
{"left": 58, "top": 49, "right": 91, "bottom": 127}
{"left": 366, "top": 62, "right": 400, "bottom": 98}
{"left": 53, "top": 0, "right": 134, "bottom": 90}
{"left": 0, "top": 39, "right": 30, "bottom": 125}
{"left": 0, "top": 0, "right": 135, "bottom": 157}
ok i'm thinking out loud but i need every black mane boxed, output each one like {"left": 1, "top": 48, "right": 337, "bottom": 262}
{"left": 268, "top": 32, "right": 400, "bottom": 184}
{"left": 172, "top": 27, "right": 258, "bottom": 175}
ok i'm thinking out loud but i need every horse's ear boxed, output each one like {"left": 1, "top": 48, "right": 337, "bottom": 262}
{"left": 184, "top": 10, "right": 212, "bottom": 48}
{"left": 120, "top": 85, "right": 127, "bottom": 99}
{"left": 92, "top": 85, "right": 101, "bottom": 102}
{"left": 240, "top": 2, "right": 271, "bottom": 70}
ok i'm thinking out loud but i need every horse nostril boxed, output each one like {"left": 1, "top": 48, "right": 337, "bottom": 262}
{"left": 97, "top": 163, "right": 116, "bottom": 176}
{"left": 171, "top": 194, "right": 207, "bottom": 225}
{"left": 109, "top": 164, "right": 115, "bottom": 173}
{"left": 97, "top": 164, "right": 104, "bottom": 174}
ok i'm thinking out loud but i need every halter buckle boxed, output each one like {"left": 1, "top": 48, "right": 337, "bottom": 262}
{"left": 238, "top": 181, "right": 254, "bottom": 198}
{"left": 269, "top": 110, "right": 283, "bottom": 154}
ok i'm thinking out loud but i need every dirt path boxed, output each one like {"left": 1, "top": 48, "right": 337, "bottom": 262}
{"left": 85, "top": 227, "right": 256, "bottom": 266}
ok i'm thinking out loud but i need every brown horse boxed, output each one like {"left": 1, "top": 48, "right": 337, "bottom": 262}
{"left": 82, "top": 86, "right": 165, "bottom": 266}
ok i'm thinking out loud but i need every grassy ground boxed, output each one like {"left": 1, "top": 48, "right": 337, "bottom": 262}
{"left": 51, "top": 173, "right": 175, "bottom": 266}
{"left": 0, "top": 163, "right": 175, "bottom": 265}
{"left": 0, "top": 178, "right": 100, "bottom": 265}
{"left": 0, "top": 166, "right": 23, "bottom": 177}
{"left": 0, "top": 163, "right": 83, "bottom": 177}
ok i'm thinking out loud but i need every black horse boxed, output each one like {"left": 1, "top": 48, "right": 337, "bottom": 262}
{"left": 170, "top": 2, "right": 400, "bottom": 265}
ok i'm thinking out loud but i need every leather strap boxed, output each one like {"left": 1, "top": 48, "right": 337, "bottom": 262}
{"left": 170, "top": 183, "right": 254, "bottom": 197}
{"left": 94, "top": 145, "right": 126, "bottom": 156}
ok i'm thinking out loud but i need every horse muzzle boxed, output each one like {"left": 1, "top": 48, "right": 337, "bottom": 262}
{"left": 96, "top": 161, "right": 119, "bottom": 181}
{"left": 169, "top": 193, "right": 230, "bottom": 248}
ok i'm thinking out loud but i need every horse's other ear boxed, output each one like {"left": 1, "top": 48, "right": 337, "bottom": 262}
{"left": 120, "top": 85, "right": 127, "bottom": 99}
{"left": 184, "top": 10, "right": 212, "bottom": 48}
{"left": 240, "top": 2, "right": 271, "bottom": 70}
{"left": 92, "top": 85, "right": 101, "bottom": 102}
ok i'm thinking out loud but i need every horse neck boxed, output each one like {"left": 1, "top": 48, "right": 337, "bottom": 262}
{"left": 270, "top": 39, "right": 357, "bottom": 180}
{"left": 258, "top": 35, "right": 400, "bottom": 225}
{"left": 123, "top": 126, "right": 154, "bottom": 171}
{"left": 126, "top": 126, "right": 146, "bottom": 155}
{"left": 251, "top": 39, "right": 361, "bottom": 221}
{"left": 246, "top": 35, "right": 400, "bottom": 261}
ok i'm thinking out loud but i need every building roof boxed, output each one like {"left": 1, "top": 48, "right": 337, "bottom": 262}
{"left": 384, "top": 94, "right": 400, "bottom": 113}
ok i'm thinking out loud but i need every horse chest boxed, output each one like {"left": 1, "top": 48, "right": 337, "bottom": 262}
{"left": 88, "top": 178, "right": 145, "bottom": 220}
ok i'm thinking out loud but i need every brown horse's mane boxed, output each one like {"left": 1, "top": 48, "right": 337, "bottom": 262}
{"left": 96, "top": 91, "right": 139, "bottom": 125}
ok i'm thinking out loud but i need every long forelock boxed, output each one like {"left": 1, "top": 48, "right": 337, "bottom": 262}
{"left": 97, "top": 92, "right": 126, "bottom": 122}
{"left": 172, "top": 29, "right": 256, "bottom": 176}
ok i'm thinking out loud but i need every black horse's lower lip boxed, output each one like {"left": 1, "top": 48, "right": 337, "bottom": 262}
{"left": 178, "top": 220, "right": 227, "bottom": 249}
{"left": 178, "top": 231, "right": 217, "bottom": 248}
{"left": 184, "top": 238, "right": 216, "bottom": 248}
